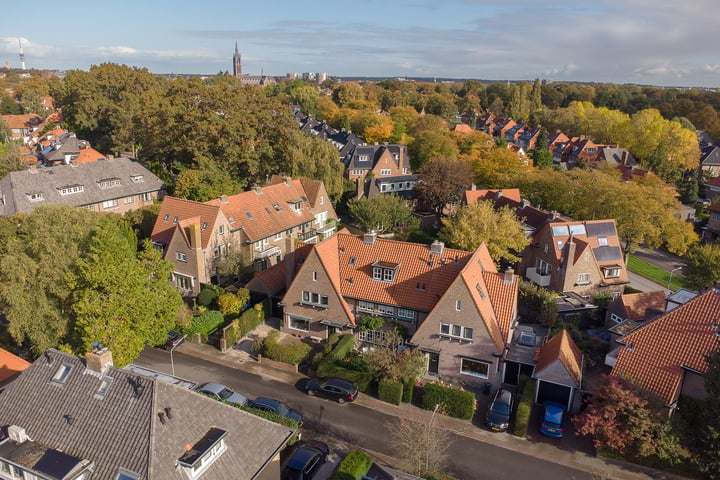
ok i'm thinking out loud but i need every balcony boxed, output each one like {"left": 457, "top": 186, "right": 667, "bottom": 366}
{"left": 253, "top": 245, "right": 281, "bottom": 260}
{"left": 526, "top": 267, "right": 551, "bottom": 287}
{"left": 317, "top": 223, "right": 336, "bottom": 238}
{"left": 298, "top": 228, "right": 318, "bottom": 243}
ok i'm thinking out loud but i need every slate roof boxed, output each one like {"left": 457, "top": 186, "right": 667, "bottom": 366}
{"left": 151, "top": 196, "right": 221, "bottom": 249}
{"left": 534, "top": 330, "right": 583, "bottom": 388}
{"left": 612, "top": 288, "right": 720, "bottom": 405}
{"left": 0, "top": 348, "right": 30, "bottom": 387}
{"left": 700, "top": 145, "right": 720, "bottom": 167}
{"left": 598, "top": 147, "right": 637, "bottom": 167}
{"left": 0, "top": 349, "right": 293, "bottom": 480}
{"left": 0, "top": 157, "right": 164, "bottom": 216}
{"left": 206, "top": 180, "right": 317, "bottom": 242}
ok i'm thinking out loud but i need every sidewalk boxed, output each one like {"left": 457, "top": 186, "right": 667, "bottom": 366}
{"left": 178, "top": 339, "right": 691, "bottom": 480}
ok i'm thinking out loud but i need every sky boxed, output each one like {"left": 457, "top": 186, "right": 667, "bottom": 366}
{"left": 1, "top": 0, "right": 719, "bottom": 88}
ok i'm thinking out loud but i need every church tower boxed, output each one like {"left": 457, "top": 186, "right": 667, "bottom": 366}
{"left": 233, "top": 42, "right": 242, "bottom": 80}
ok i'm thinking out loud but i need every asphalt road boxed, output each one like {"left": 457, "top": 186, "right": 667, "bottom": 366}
{"left": 136, "top": 347, "right": 595, "bottom": 480}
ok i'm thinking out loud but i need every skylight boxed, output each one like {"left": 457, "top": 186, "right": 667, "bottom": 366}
{"left": 52, "top": 364, "right": 73, "bottom": 384}
{"left": 245, "top": 211, "right": 254, "bottom": 220}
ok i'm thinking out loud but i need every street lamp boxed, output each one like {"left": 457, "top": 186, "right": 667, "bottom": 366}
{"left": 667, "top": 266, "right": 683, "bottom": 295}
{"left": 169, "top": 334, "right": 186, "bottom": 377}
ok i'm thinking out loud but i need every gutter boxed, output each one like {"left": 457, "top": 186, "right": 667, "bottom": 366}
{"left": 251, "top": 429, "right": 296, "bottom": 480}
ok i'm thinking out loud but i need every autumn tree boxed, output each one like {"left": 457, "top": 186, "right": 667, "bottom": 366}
{"left": 284, "top": 132, "right": 345, "bottom": 201}
{"left": 0, "top": 140, "right": 24, "bottom": 178}
{"left": 348, "top": 194, "right": 416, "bottom": 234}
{"left": 172, "top": 156, "right": 243, "bottom": 202}
{"left": 414, "top": 158, "right": 474, "bottom": 217}
{"left": 682, "top": 243, "right": 720, "bottom": 290}
{"left": 573, "top": 375, "right": 680, "bottom": 464}
{"left": 69, "top": 218, "right": 182, "bottom": 367}
{"left": 389, "top": 413, "right": 451, "bottom": 476}
{"left": 439, "top": 201, "right": 530, "bottom": 265}
{"left": 363, "top": 330, "right": 426, "bottom": 382}
{"left": 407, "top": 130, "right": 459, "bottom": 171}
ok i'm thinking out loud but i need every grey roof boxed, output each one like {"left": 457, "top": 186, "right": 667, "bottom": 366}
{"left": 700, "top": 145, "right": 720, "bottom": 167}
{"left": 0, "top": 349, "right": 293, "bottom": 480}
{"left": 0, "top": 157, "right": 164, "bottom": 216}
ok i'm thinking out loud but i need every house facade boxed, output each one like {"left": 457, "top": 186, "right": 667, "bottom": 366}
{"left": 279, "top": 233, "right": 518, "bottom": 387}
{"left": 0, "top": 348, "right": 293, "bottom": 479}
{"left": 0, "top": 157, "right": 164, "bottom": 216}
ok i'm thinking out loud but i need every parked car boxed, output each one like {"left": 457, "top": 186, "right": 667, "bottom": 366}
{"left": 485, "top": 389, "right": 513, "bottom": 432}
{"left": 281, "top": 440, "right": 330, "bottom": 480}
{"left": 163, "top": 330, "right": 186, "bottom": 350}
{"left": 540, "top": 401, "right": 565, "bottom": 438}
{"left": 305, "top": 378, "right": 358, "bottom": 404}
{"left": 194, "top": 382, "right": 249, "bottom": 406}
{"left": 251, "top": 397, "right": 304, "bottom": 426}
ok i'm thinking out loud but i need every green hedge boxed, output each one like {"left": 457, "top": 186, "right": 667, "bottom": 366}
{"left": 326, "top": 334, "right": 355, "bottom": 363}
{"left": 378, "top": 379, "right": 403, "bottom": 405}
{"left": 332, "top": 450, "right": 372, "bottom": 480}
{"left": 422, "top": 382, "right": 476, "bottom": 420}
{"left": 401, "top": 377, "right": 414, "bottom": 403}
{"left": 262, "top": 331, "right": 311, "bottom": 365}
{"left": 185, "top": 310, "right": 224, "bottom": 336}
{"left": 514, "top": 378, "right": 536, "bottom": 438}
{"left": 197, "top": 284, "right": 223, "bottom": 308}
{"left": 316, "top": 361, "right": 374, "bottom": 392}
{"left": 223, "top": 299, "right": 267, "bottom": 346}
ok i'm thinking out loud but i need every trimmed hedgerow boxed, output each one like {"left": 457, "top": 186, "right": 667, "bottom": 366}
{"left": 325, "top": 334, "right": 355, "bottom": 363}
{"left": 378, "top": 379, "right": 403, "bottom": 405}
{"left": 262, "top": 331, "right": 311, "bottom": 365}
{"left": 332, "top": 450, "right": 373, "bottom": 480}
{"left": 185, "top": 310, "right": 224, "bottom": 337}
{"left": 401, "top": 377, "right": 414, "bottom": 403}
{"left": 514, "top": 378, "right": 536, "bottom": 438}
{"left": 316, "top": 361, "right": 373, "bottom": 392}
{"left": 422, "top": 382, "right": 476, "bottom": 420}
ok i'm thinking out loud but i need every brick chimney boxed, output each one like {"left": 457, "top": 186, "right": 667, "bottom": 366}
{"left": 503, "top": 267, "right": 515, "bottom": 284}
{"left": 85, "top": 344, "right": 113, "bottom": 375}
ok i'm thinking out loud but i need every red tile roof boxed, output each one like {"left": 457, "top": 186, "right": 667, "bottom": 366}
{"left": 75, "top": 147, "right": 105, "bottom": 163}
{"left": 151, "top": 196, "right": 221, "bottom": 249}
{"left": 534, "top": 330, "right": 583, "bottom": 387}
{"left": 0, "top": 348, "right": 30, "bottom": 386}
{"left": 465, "top": 189, "right": 522, "bottom": 209}
{"left": 207, "top": 181, "right": 316, "bottom": 242}
{"left": 618, "top": 291, "right": 667, "bottom": 321}
{"left": 611, "top": 288, "right": 720, "bottom": 405}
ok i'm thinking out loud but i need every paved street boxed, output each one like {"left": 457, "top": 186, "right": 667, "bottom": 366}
{"left": 134, "top": 347, "right": 687, "bottom": 480}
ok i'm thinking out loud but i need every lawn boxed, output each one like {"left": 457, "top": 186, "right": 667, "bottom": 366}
{"left": 627, "top": 255, "right": 690, "bottom": 291}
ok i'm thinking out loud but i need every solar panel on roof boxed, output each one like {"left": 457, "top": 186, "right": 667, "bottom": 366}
{"left": 593, "top": 246, "right": 622, "bottom": 261}
{"left": 586, "top": 221, "right": 616, "bottom": 237}
{"left": 551, "top": 225, "right": 569, "bottom": 236}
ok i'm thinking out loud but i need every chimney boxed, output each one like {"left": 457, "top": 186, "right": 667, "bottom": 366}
{"left": 252, "top": 185, "right": 262, "bottom": 193}
{"left": 550, "top": 210, "right": 559, "bottom": 220}
{"left": 218, "top": 195, "right": 228, "bottom": 204}
{"left": 430, "top": 239, "right": 445, "bottom": 256}
{"left": 363, "top": 231, "right": 377, "bottom": 245}
{"left": 503, "top": 267, "right": 514, "bottom": 284}
{"left": 189, "top": 223, "right": 202, "bottom": 249}
{"left": 85, "top": 344, "right": 113, "bottom": 375}
{"left": 621, "top": 150, "right": 629, "bottom": 166}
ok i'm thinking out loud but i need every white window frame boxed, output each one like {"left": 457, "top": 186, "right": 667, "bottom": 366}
{"left": 397, "top": 308, "right": 415, "bottom": 320}
{"left": 377, "top": 304, "right": 394, "bottom": 316}
{"left": 576, "top": 273, "right": 591, "bottom": 285}
{"left": 604, "top": 267, "right": 621, "bottom": 278}
{"left": 124, "top": 196, "right": 134, "bottom": 204}
{"left": 174, "top": 273, "right": 193, "bottom": 290}
{"left": 439, "top": 323, "right": 473, "bottom": 341}
{"left": 358, "top": 300, "right": 374, "bottom": 312}
{"left": 176, "top": 251, "right": 188, "bottom": 262}
{"left": 302, "top": 291, "right": 329, "bottom": 308}
{"left": 219, "top": 225, "right": 225, "bottom": 235}
{"left": 289, "top": 316, "right": 310, "bottom": 332}
{"left": 102, "top": 199, "right": 119, "bottom": 210}
{"left": 460, "top": 358, "right": 489, "bottom": 378}
{"left": 380, "top": 169, "right": 391, "bottom": 176}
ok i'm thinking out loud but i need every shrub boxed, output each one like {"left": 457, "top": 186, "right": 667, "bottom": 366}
{"left": 332, "top": 450, "right": 372, "bottom": 480}
{"left": 311, "top": 352, "right": 325, "bottom": 368}
{"left": 184, "top": 310, "right": 224, "bottom": 336}
{"left": 197, "top": 285, "right": 223, "bottom": 308}
{"left": 514, "top": 378, "right": 536, "bottom": 438}
{"left": 327, "top": 332, "right": 339, "bottom": 347}
{"left": 218, "top": 292, "right": 243, "bottom": 316}
{"left": 422, "top": 382, "right": 476, "bottom": 420}
{"left": 326, "top": 334, "right": 355, "bottom": 363}
{"left": 360, "top": 314, "right": 385, "bottom": 331}
{"left": 262, "top": 334, "right": 311, "bottom": 365}
{"left": 401, "top": 377, "right": 414, "bottom": 403}
{"left": 335, "top": 351, "right": 369, "bottom": 372}
{"left": 235, "top": 301, "right": 266, "bottom": 337}
{"left": 316, "top": 361, "right": 374, "bottom": 392}
{"left": 378, "top": 379, "right": 403, "bottom": 405}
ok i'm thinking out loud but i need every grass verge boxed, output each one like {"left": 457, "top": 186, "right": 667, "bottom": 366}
{"left": 627, "top": 256, "right": 689, "bottom": 291}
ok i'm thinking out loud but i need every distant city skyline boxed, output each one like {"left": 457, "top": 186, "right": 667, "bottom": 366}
{"left": 1, "top": 0, "right": 719, "bottom": 88}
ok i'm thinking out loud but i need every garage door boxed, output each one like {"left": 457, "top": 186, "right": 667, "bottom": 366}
{"left": 536, "top": 380, "right": 571, "bottom": 407}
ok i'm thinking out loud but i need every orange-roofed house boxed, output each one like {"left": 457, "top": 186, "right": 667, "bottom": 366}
{"left": 532, "top": 329, "right": 583, "bottom": 410}
{"left": 152, "top": 178, "right": 337, "bottom": 296}
{"left": 611, "top": 288, "right": 720, "bottom": 413}
{"left": 606, "top": 291, "right": 666, "bottom": 325}
{"left": 0, "top": 347, "right": 30, "bottom": 387}
{"left": 279, "top": 232, "right": 519, "bottom": 388}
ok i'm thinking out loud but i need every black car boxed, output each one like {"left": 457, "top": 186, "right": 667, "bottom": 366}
{"left": 164, "top": 330, "right": 186, "bottom": 350}
{"left": 305, "top": 378, "right": 358, "bottom": 404}
{"left": 281, "top": 440, "right": 329, "bottom": 480}
{"left": 485, "top": 389, "right": 513, "bottom": 432}
{"left": 251, "top": 397, "right": 304, "bottom": 426}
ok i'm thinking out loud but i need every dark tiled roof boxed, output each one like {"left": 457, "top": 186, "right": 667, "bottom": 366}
{"left": 0, "top": 158, "right": 164, "bottom": 216}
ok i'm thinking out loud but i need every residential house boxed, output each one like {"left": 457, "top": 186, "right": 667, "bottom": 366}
{"left": 0, "top": 348, "right": 30, "bottom": 388}
{"left": 1, "top": 114, "right": 44, "bottom": 141}
{"left": 344, "top": 143, "right": 411, "bottom": 182}
{"left": 606, "top": 291, "right": 667, "bottom": 326}
{"left": 517, "top": 126, "right": 541, "bottom": 151}
{"left": 611, "top": 288, "right": 720, "bottom": 413}
{"left": 596, "top": 146, "right": 637, "bottom": 169}
{"left": 547, "top": 131, "right": 570, "bottom": 153}
{"left": 504, "top": 122, "right": 525, "bottom": 145}
{"left": 704, "top": 175, "right": 720, "bottom": 200}
{"left": 0, "top": 348, "right": 293, "bottom": 479}
{"left": 532, "top": 330, "right": 583, "bottom": 411}
{"left": 702, "top": 200, "right": 720, "bottom": 242}
{"left": 518, "top": 219, "right": 629, "bottom": 298}
{"left": 33, "top": 129, "right": 105, "bottom": 166}
{"left": 491, "top": 118, "right": 516, "bottom": 140}
{"left": 0, "top": 157, "right": 164, "bottom": 216}
{"left": 700, "top": 144, "right": 720, "bottom": 179}
{"left": 279, "top": 233, "right": 518, "bottom": 387}
{"left": 554, "top": 137, "right": 601, "bottom": 169}
{"left": 476, "top": 112, "right": 496, "bottom": 133}
{"left": 153, "top": 179, "right": 337, "bottom": 295}
{"left": 503, "top": 323, "right": 548, "bottom": 387}
{"left": 452, "top": 123, "right": 474, "bottom": 134}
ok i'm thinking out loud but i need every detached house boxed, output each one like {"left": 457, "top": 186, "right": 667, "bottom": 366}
{"left": 279, "top": 233, "right": 518, "bottom": 387}
{"left": 0, "top": 157, "right": 164, "bottom": 216}
{"left": 611, "top": 288, "right": 720, "bottom": 413}
{"left": 152, "top": 178, "right": 337, "bottom": 295}
{"left": 343, "top": 143, "right": 414, "bottom": 200}
{"left": 0, "top": 348, "right": 293, "bottom": 479}
{"left": 518, "top": 219, "right": 628, "bottom": 298}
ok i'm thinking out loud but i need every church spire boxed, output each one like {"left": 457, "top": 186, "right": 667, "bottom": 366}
{"left": 232, "top": 42, "right": 242, "bottom": 80}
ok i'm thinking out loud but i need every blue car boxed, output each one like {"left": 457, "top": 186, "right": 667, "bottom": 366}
{"left": 540, "top": 401, "right": 565, "bottom": 438}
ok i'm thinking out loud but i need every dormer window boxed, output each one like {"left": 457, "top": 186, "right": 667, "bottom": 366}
{"left": 26, "top": 191, "right": 44, "bottom": 202}
{"left": 603, "top": 265, "right": 621, "bottom": 278}
{"left": 177, "top": 428, "right": 228, "bottom": 479}
{"left": 98, "top": 178, "right": 121, "bottom": 189}
{"left": 164, "top": 214, "right": 170, "bottom": 221}
{"left": 59, "top": 184, "right": 84, "bottom": 195}
{"left": 130, "top": 174, "right": 144, "bottom": 183}
{"left": 359, "top": 155, "right": 369, "bottom": 162}
{"left": 288, "top": 201, "right": 301, "bottom": 212}
{"left": 372, "top": 261, "right": 399, "bottom": 283}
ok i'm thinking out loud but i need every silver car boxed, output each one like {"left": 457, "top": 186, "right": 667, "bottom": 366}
{"left": 194, "top": 382, "right": 249, "bottom": 406}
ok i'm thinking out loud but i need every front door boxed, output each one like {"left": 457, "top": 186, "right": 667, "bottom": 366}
{"left": 426, "top": 352, "right": 439, "bottom": 375}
